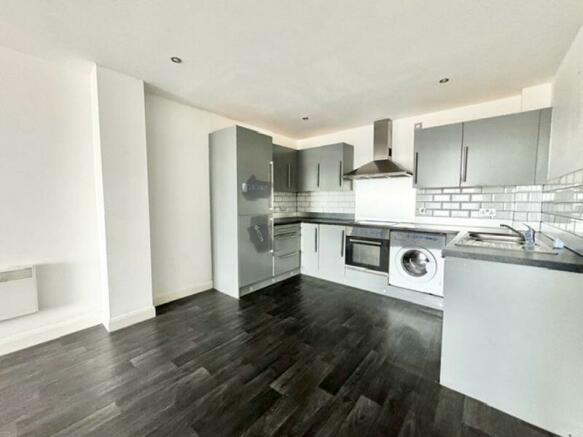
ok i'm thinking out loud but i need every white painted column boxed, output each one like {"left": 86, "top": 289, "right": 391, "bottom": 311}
{"left": 90, "top": 66, "right": 155, "bottom": 331}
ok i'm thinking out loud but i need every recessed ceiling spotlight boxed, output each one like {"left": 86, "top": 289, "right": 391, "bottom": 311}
{"left": 170, "top": 56, "right": 183, "bottom": 64}
{"left": 439, "top": 77, "right": 450, "bottom": 84}
{"left": 301, "top": 116, "right": 309, "bottom": 121}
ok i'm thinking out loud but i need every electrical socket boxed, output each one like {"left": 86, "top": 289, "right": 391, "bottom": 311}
{"left": 479, "top": 208, "right": 497, "bottom": 218}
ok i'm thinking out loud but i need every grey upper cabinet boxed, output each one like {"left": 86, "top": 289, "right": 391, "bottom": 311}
{"left": 298, "top": 143, "right": 354, "bottom": 192}
{"left": 273, "top": 144, "right": 297, "bottom": 192}
{"left": 462, "top": 110, "right": 541, "bottom": 187}
{"left": 413, "top": 108, "right": 552, "bottom": 188}
{"left": 298, "top": 147, "right": 320, "bottom": 192}
{"left": 414, "top": 123, "right": 463, "bottom": 188}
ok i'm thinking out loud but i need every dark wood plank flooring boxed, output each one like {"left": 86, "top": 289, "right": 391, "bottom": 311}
{"left": 0, "top": 275, "right": 556, "bottom": 436}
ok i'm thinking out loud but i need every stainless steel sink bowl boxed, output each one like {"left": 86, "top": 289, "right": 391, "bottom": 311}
{"left": 456, "top": 231, "right": 558, "bottom": 255}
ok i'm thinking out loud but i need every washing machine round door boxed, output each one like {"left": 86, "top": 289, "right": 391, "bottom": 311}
{"left": 396, "top": 247, "right": 437, "bottom": 283}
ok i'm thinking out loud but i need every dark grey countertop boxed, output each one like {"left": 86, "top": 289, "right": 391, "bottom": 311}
{"left": 274, "top": 216, "right": 461, "bottom": 235}
{"left": 275, "top": 215, "right": 583, "bottom": 273}
{"left": 443, "top": 230, "right": 583, "bottom": 274}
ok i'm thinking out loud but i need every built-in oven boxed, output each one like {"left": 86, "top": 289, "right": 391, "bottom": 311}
{"left": 345, "top": 226, "right": 391, "bottom": 274}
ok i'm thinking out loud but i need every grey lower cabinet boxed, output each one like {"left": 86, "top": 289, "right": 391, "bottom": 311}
{"left": 300, "top": 223, "right": 319, "bottom": 276}
{"left": 273, "top": 144, "right": 297, "bottom": 192}
{"left": 300, "top": 223, "right": 345, "bottom": 283}
{"left": 298, "top": 143, "right": 354, "bottom": 192}
{"left": 274, "top": 223, "right": 300, "bottom": 276}
{"left": 414, "top": 123, "right": 463, "bottom": 188}
{"left": 413, "top": 108, "right": 552, "bottom": 188}
{"left": 317, "top": 225, "right": 345, "bottom": 282}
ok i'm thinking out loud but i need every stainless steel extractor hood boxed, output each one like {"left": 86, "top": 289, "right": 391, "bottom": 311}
{"left": 345, "top": 119, "right": 412, "bottom": 179}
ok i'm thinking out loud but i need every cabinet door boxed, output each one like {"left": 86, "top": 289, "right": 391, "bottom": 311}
{"left": 413, "top": 124, "right": 463, "bottom": 188}
{"left": 462, "top": 111, "right": 540, "bottom": 187}
{"left": 300, "top": 223, "right": 319, "bottom": 276}
{"left": 238, "top": 215, "right": 273, "bottom": 288}
{"left": 273, "top": 145, "right": 298, "bottom": 192}
{"left": 237, "top": 127, "right": 273, "bottom": 215}
{"left": 298, "top": 148, "right": 320, "bottom": 192}
{"left": 319, "top": 144, "right": 344, "bottom": 191}
{"left": 317, "top": 225, "right": 346, "bottom": 283}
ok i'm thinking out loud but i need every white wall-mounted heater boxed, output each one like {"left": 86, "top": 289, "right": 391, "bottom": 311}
{"left": 0, "top": 266, "right": 38, "bottom": 321}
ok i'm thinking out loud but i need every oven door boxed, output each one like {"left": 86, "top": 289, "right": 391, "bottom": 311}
{"left": 345, "top": 237, "right": 390, "bottom": 273}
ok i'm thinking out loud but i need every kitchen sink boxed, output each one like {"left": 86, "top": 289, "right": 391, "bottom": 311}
{"left": 456, "top": 231, "right": 559, "bottom": 255}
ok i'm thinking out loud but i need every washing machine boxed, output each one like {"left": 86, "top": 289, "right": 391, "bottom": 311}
{"left": 389, "top": 231, "right": 446, "bottom": 296}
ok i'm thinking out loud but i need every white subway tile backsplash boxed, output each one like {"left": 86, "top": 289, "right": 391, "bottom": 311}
{"left": 434, "top": 194, "right": 451, "bottom": 201}
{"left": 452, "top": 194, "right": 470, "bottom": 202}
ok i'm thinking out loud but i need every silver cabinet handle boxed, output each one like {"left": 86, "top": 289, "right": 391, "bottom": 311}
{"left": 348, "top": 238, "right": 382, "bottom": 246}
{"left": 317, "top": 163, "right": 320, "bottom": 187}
{"left": 314, "top": 227, "right": 318, "bottom": 252}
{"left": 414, "top": 152, "right": 419, "bottom": 185}
{"left": 340, "top": 230, "right": 345, "bottom": 257}
{"left": 268, "top": 161, "right": 274, "bottom": 210}
{"left": 462, "top": 147, "right": 469, "bottom": 183}
{"left": 287, "top": 163, "right": 291, "bottom": 189}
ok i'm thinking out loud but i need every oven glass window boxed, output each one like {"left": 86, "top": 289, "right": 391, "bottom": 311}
{"left": 352, "top": 243, "right": 381, "bottom": 267}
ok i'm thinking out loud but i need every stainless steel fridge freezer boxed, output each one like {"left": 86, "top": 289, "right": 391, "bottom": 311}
{"left": 209, "top": 125, "right": 274, "bottom": 298}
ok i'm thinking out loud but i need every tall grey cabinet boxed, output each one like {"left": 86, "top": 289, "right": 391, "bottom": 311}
{"left": 210, "top": 125, "right": 273, "bottom": 298}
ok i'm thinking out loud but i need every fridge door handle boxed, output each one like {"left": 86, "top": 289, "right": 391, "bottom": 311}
{"left": 268, "top": 161, "right": 274, "bottom": 210}
{"left": 414, "top": 152, "right": 419, "bottom": 185}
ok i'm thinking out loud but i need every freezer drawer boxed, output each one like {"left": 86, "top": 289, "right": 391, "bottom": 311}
{"left": 274, "top": 234, "right": 300, "bottom": 255}
{"left": 274, "top": 252, "right": 300, "bottom": 276}
{"left": 238, "top": 215, "right": 273, "bottom": 288}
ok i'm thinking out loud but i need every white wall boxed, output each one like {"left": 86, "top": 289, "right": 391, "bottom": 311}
{"left": 0, "top": 47, "right": 102, "bottom": 353}
{"left": 549, "top": 26, "right": 583, "bottom": 179}
{"left": 298, "top": 85, "right": 551, "bottom": 172}
{"left": 145, "top": 94, "right": 229, "bottom": 304}
{"left": 92, "top": 66, "right": 154, "bottom": 330}
{"left": 144, "top": 93, "right": 298, "bottom": 303}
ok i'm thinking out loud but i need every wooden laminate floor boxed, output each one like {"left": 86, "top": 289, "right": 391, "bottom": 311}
{"left": 0, "top": 275, "right": 555, "bottom": 437}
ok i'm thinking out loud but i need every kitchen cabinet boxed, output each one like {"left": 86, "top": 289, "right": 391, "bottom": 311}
{"left": 274, "top": 223, "right": 300, "bottom": 276}
{"left": 297, "top": 147, "right": 320, "bottom": 192}
{"left": 317, "top": 225, "right": 346, "bottom": 282}
{"left": 414, "top": 123, "right": 463, "bottom": 188}
{"left": 273, "top": 144, "right": 298, "bottom": 192}
{"left": 300, "top": 223, "right": 346, "bottom": 283}
{"left": 298, "top": 143, "right": 354, "bottom": 192}
{"left": 413, "top": 108, "right": 552, "bottom": 188}
{"left": 300, "top": 223, "right": 319, "bottom": 276}
{"left": 462, "top": 110, "right": 541, "bottom": 187}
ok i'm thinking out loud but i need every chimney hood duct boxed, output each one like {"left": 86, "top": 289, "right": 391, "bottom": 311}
{"left": 345, "top": 119, "right": 412, "bottom": 179}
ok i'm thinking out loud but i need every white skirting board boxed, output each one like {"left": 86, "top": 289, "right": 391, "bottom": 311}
{"left": 0, "top": 306, "right": 102, "bottom": 356}
{"left": 104, "top": 306, "right": 156, "bottom": 332}
{"left": 153, "top": 281, "right": 213, "bottom": 306}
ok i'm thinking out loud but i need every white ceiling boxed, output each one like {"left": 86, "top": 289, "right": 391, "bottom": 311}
{"left": 1, "top": 0, "right": 582, "bottom": 138}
